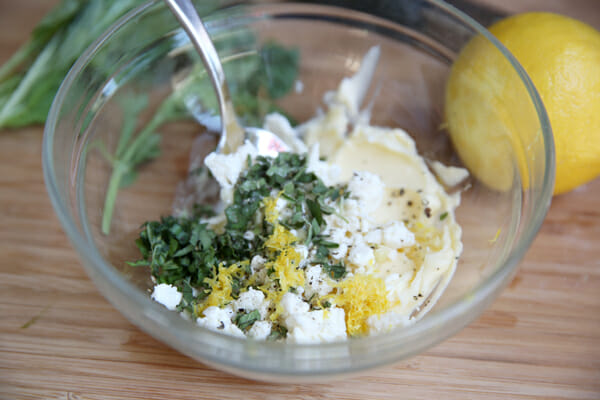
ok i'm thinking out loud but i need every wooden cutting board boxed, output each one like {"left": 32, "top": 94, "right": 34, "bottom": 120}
{"left": 1, "top": 1, "right": 599, "bottom": 399}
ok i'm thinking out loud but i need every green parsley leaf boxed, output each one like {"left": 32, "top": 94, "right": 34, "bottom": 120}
{"left": 267, "top": 324, "right": 288, "bottom": 341}
{"left": 234, "top": 309, "right": 261, "bottom": 331}
{"left": 306, "top": 198, "right": 324, "bottom": 226}
{"left": 323, "top": 262, "right": 346, "bottom": 280}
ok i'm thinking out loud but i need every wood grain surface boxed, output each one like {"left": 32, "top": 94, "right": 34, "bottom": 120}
{"left": 1, "top": 1, "right": 599, "bottom": 399}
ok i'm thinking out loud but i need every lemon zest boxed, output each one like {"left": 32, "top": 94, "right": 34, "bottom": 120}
{"left": 489, "top": 228, "right": 501, "bottom": 244}
{"left": 325, "top": 274, "right": 390, "bottom": 336}
{"left": 200, "top": 262, "right": 247, "bottom": 313}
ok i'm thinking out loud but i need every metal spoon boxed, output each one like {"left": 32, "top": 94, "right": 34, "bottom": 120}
{"left": 164, "top": 0, "right": 290, "bottom": 157}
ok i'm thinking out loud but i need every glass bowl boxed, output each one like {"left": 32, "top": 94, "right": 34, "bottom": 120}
{"left": 42, "top": 0, "right": 554, "bottom": 381}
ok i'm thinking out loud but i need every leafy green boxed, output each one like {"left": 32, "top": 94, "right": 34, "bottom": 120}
{"left": 128, "top": 216, "right": 218, "bottom": 289}
{"left": 322, "top": 262, "right": 346, "bottom": 280}
{"left": 234, "top": 310, "right": 261, "bottom": 331}
{"left": 0, "top": 0, "right": 148, "bottom": 129}
{"left": 267, "top": 324, "right": 288, "bottom": 340}
{"left": 0, "top": 0, "right": 83, "bottom": 82}
{"left": 177, "top": 41, "right": 300, "bottom": 128}
{"left": 247, "top": 42, "right": 300, "bottom": 99}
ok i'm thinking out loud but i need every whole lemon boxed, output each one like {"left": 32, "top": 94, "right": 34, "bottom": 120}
{"left": 445, "top": 12, "right": 600, "bottom": 195}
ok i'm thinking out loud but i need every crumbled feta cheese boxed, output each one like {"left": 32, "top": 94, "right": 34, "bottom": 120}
{"left": 327, "top": 227, "right": 350, "bottom": 260}
{"left": 304, "top": 265, "right": 333, "bottom": 298}
{"left": 280, "top": 292, "right": 310, "bottom": 315}
{"left": 250, "top": 255, "right": 267, "bottom": 272}
{"left": 294, "top": 244, "right": 310, "bottom": 268}
{"left": 275, "top": 196, "right": 292, "bottom": 220}
{"left": 284, "top": 306, "right": 347, "bottom": 344}
{"left": 233, "top": 288, "right": 270, "bottom": 319}
{"left": 204, "top": 140, "right": 257, "bottom": 205}
{"left": 347, "top": 171, "right": 384, "bottom": 214}
{"left": 151, "top": 283, "right": 182, "bottom": 311}
{"left": 247, "top": 320, "right": 272, "bottom": 340}
{"left": 348, "top": 238, "right": 375, "bottom": 269}
{"left": 196, "top": 306, "right": 245, "bottom": 338}
{"left": 382, "top": 221, "right": 415, "bottom": 248}
{"left": 243, "top": 231, "right": 255, "bottom": 241}
{"left": 364, "top": 228, "right": 382, "bottom": 245}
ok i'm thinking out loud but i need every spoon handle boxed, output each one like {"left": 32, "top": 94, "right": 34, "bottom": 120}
{"left": 163, "top": 0, "right": 243, "bottom": 153}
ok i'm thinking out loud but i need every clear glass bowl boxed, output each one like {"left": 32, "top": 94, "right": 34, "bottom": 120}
{"left": 43, "top": 0, "right": 554, "bottom": 381}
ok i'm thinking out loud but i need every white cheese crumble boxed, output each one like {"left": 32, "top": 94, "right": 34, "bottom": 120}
{"left": 204, "top": 141, "right": 257, "bottom": 205}
{"left": 233, "top": 288, "right": 270, "bottom": 319}
{"left": 196, "top": 306, "right": 245, "bottom": 338}
{"left": 304, "top": 265, "right": 333, "bottom": 298}
{"left": 347, "top": 171, "right": 384, "bottom": 214}
{"left": 280, "top": 293, "right": 346, "bottom": 344}
{"left": 151, "top": 284, "right": 182, "bottom": 311}
{"left": 247, "top": 320, "right": 272, "bottom": 340}
{"left": 348, "top": 238, "right": 375, "bottom": 269}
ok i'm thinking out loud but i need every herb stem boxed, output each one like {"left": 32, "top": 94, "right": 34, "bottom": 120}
{"left": 0, "top": 36, "right": 58, "bottom": 126}
{"left": 101, "top": 162, "right": 128, "bottom": 234}
{"left": 101, "top": 113, "right": 164, "bottom": 235}
{"left": 0, "top": 40, "right": 39, "bottom": 82}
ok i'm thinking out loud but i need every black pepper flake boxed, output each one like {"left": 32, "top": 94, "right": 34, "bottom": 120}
{"left": 217, "top": 322, "right": 225, "bottom": 330}
{"left": 391, "top": 188, "right": 405, "bottom": 198}
{"left": 418, "top": 293, "right": 423, "bottom": 297}
{"left": 407, "top": 200, "right": 413, "bottom": 207}
{"left": 387, "top": 201, "right": 392, "bottom": 206}
{"left": 424, "top": 207, "right": 432, "bottom": 218}
{"left": 413, "top": 295, "right": 418, "bottom": 300}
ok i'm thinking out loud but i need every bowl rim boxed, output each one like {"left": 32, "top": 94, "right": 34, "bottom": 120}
{"left": 42, "top": 0, "right": 555, "bottom": 377}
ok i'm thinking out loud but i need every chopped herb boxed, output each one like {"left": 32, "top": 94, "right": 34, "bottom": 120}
{"left": 176, "top": 278, "right": 197, "bottom": 315}
{"left": 439, "top": 212, "right": 448, "bottom": 221}
{"left": 322, "top": 262, "right": 346, "bottom": 280}
{"left": 129, "top": 151, "right": 351, "bottom": 331}
{"left": 306, "top": 198, "right": 324, "bottom": 226}
{"left": 267, "top": 324, "right": 288, "bottom": 341}
{"left": 234, "top": 309, "right": 261, "bottom": 331}
{"left": 129, "top": 216, "right": 217, "bottom": 288}
{"left": 193, "top": 204, "right": 216, "bottom": 218}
